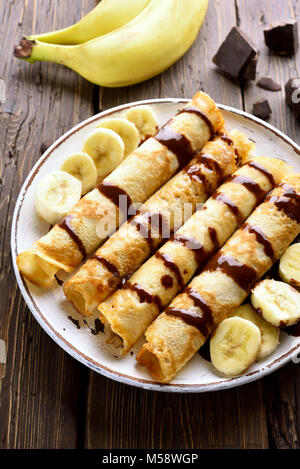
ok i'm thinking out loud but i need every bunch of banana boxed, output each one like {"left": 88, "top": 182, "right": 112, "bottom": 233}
{"left": 28, "top": 0, "right": 150, "bottom": 45}
{"left": 14, "top": 0, "right": 209, "bottom": 87}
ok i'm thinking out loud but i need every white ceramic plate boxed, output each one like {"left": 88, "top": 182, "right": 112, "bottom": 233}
{"left": 11, "top": 99, "right": 300, "bottom": 393}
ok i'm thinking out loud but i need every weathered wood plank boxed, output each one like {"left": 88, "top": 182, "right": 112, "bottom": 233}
{"left": 84, "top": 0, "right": 269, "bottom": 450}
{"left": 0, "top": 0, "right": 96, "bottom": 449}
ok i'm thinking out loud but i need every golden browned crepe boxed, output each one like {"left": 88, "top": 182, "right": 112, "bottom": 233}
{"left": 64, "top": 129, "right": 253, "bottom": 315}
{"left": 17, "top": 91, "right": 224, "bottom": 287}
{"left": 137, "top": 173, "right": 300, "bottom": 383}
{"left": 98, "top": 156, "right": 290, "bottom": 354}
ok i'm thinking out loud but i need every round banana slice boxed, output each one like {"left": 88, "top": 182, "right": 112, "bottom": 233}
{"left": 231, "top": 304, "right": 279, "bottom": 359}
{"left": 124, "top": 106, "right": 158, "bottom": 141}
{"left": 61, "top": 152, "right": 97, "bottom": 194}
{"left": 210, "top": 317, "right": 261, "bottom": 377}
{"left": 35, "top": 171, "right": 82, "bottom": 225}
{"left": 251, "top": 279, "right": 300, "bottom": 327}
{"left": 82, "top": 128, "right": 125, "bottom": 180}
{"left": 96, "top": 118, "right": 139, "bottom": 156}
{"left": 279, "top": 243, "right": 300, "bottom": 288}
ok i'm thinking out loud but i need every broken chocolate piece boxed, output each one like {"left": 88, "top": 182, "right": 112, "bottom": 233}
{"left": 257, "top": 77, "right": 281, "bottom": 92}
{"left": 285, "top": 78, "right": 300, "bottom": 120}
{"left": 253, "top": 99, "right": 272, "bottom": 120}
{"left": 244, "top": 53, "right": 259, "bottom": 81}
{"left": 213, "top": 27, "right": 258, "bottom": 81}
{"left": 264, "top": 21, "right": 299, "bottom": 56}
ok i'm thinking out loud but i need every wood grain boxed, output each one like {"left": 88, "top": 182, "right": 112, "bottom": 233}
{"left": 0, "top": 0, "right": 299, "bottom": 450}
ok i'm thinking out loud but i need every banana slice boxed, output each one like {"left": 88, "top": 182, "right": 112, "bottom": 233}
{"left": 279, "top": 243, "right": 300, "bottom": 288}
{"left": 61, "top": 152, "right": 97, "bottom": 194}
{"left": 210, "top": 317, "right": 261, "bottom": 377}
{"left": 231, "top": 304, "right": 279, "bottom": 359}
{"left": 82, "top": 128, "right": 125, "bottom": 180}
{"left": 96, "top": 118, "right": 139, "bottom": 156}
{"left": 35, "top": 171, "right": 82, "bottom": 225}
{"left": 251, "top": 279, "right": 300, "bottom": 327}
{"left": 124, "top": 106, "right": 158, "bottom": 141}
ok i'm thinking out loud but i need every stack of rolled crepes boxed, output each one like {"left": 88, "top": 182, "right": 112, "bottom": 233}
{"left": 17, "top": 91, "right": 224, "bottom": 287}
{"left": 64, "top": 129, "right": 254, "bottom": 314}
{"left": 137, "top": 173, "right": 300, "bottom": 382}
{"left": 98, "top": 156, "right": 291, "bottom": 354}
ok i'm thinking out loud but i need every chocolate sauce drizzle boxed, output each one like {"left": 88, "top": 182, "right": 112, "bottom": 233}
{"left": 98, "top": 181, "right": 132, "bottom": 216}
{"left": 177, "top": 106, "right": 215, "bottom": 139}
{"left": 165, "top": 289, "right": 214, "bottom": 337}
{"left": 130, "top": 211, "right": 169, "bottom": 252}
{"left": 161, "top": 274, "right": 174, "bottom": 289}
{"left": 165, "top": 287, "right": 214, "bottom": 337}
{"left": 268, "top": 184, "right": 300, "bottom": 223}
{"left": 59, "top": 215, "right": 87, "bottom": 259}
{"left": 155, "top": 252, "right": 184, "bottom": 289}
{"left": 243, "top": 223, "right": 274, "bottom": 260}
{"left": 124, "top": 283, "right": 162, "bottom": 310}
{"left": 183, "top": 150, "right": 225, "bottom": 194}
{"left": 219, "top": 134, "right": 233, "bottom": 146}
{"left": 172, "top": 235, "right": 208, "bottom": 268}
{"left": 195, "top": 153, "right": 223, "bottom": 177}
{"left": 91, "top": 255, "right": 120, "bottom": 279}
{"left": 244, "top": 160, "right": 276, "bottom": 186}
{"left": 208, "top": 227, "right": 220, "bottom": 251}
{"left": 212, "top": 192, "right": 243, "bottom": 224}
{"left": 203, "top": 253, "right": 257, "bottom": 292}
{"left": 154, "top": 125, "right": 195, "bottom": 168}
{"left": 185, "top": 164, "right": 211, "bottom": 193}
{"left": 228, "top": 174, "right": 266, "bottom": 203}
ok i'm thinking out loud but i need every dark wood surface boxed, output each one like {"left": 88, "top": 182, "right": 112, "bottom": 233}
{"left": 0, "top": 0, "right": 299, "bottom": 449}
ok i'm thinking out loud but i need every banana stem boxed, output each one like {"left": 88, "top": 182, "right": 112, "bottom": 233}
{"left": 14, "top": 37, "right": 74, "bottom": 65}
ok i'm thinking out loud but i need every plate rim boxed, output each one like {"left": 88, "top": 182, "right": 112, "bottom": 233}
{"left": 11, "top": 98, "right": 300, "bottom": 393}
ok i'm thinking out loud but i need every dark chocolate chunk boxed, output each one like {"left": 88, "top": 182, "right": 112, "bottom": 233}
{"left": 257, "top": 77, "right": 281, "bottom": 92}
{"left": 285, "top": 77, "right": 300, "bottom": 120}
{"left": 244, "top": 53, "right": 259, "bottom": 81}
{"left": 264, "top": 21, "right": 299, "bottom": 56}
{"left": 252, "top": 99, "right": 272, "bottom": 120}
{"left": 213, "top": 27, "right": 258, "bottom": 80}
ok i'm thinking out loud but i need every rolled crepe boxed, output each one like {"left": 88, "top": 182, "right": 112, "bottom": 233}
{"left": 98, "top": 156, "right": 290, "bottom": 354}
{"left": 137, "top": 173, "right": 300, "bottom": 383}
{"left": 17, "top": 91, "right": 224, "bottom": 287}
{"left": 64, "top": 129, "right": 253, "bottom": 315}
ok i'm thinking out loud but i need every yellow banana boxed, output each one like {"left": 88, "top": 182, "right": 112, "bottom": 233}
{"left": 14, "top": 0, "right": 209, "bottom": 87}
{"left": 28, "top": 0, "right": 150, "bottom": 45}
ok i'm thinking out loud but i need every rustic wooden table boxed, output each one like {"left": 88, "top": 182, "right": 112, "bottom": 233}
{"left": 0, "top": 0, "right": 299, "bottom": 449}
